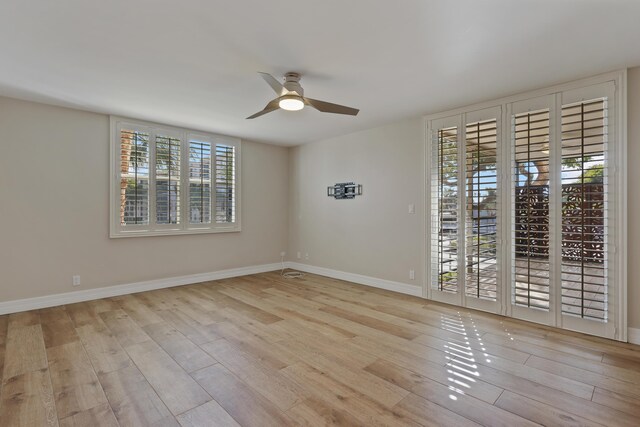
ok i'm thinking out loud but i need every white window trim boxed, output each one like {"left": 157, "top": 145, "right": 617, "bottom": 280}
{"left": 109, "top": 116, "right": 242, "bottom": 238}
{"left": 424, "top": 69, "right": 627, "bottom": 342}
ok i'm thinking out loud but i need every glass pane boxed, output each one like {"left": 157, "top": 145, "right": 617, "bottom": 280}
{"left": 155, "top": 135, "right": 181, "bottom": 225}
{"left": 465, "top": 119, "right": 499, "bottom": 301}
{"left": 120, "top": 129, "right": 150, "bottom": 225}
{"left": 433, "top": 126, "right": 459, "bottom": 293}
{"left": 560, "top": 98, "right": 608, "bottom": 321}
{"left": 189, "top": 140, "right": 212, "bottom": 224}
{"left": 215, "top": 144, "right": 235, "bottom": 224}
{"left": 512, "top": 109, "right": 551, "bottom": 310}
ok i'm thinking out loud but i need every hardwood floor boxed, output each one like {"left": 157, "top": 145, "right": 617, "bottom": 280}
{"left": 0, "top": 271, "right": 639, "bottom": 426}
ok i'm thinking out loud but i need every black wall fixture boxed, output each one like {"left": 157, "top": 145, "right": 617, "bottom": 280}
{"left": 327, "top": 182, "right": 362, "bottom": 199}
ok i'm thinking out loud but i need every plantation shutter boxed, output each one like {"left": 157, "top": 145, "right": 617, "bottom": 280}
{"left": 512, "top": 107, "right": 552, "bottom": 310}
{"left": 560, "top": 97, "right": 609, "bottom": 321}
{"left": 463, "top": 107, "right": 501, "bottom": 312}
{"left": 188, "top": 140, "right": 212, "bottom": 224}
{"left": 119, "top": 128, "right": 150, "bottom": 226}
{"left": 431, "top": 122, "right": 460, "bottom": 295}
{"left": 215, "top": 144, "right": 236, "bottom": 224}
{"left": 155, "top": 134, "right": 181, "bottom": 225}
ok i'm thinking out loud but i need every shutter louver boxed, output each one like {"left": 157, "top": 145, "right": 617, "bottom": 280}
{"left": 512, "top": 109, "right": 552, "bottom": 310}
{"left": 561, "top": 98, "right": 608, "bottom": 321}
{"left": 120, "top": 129, "right": 150, "bottom": 226}
{"left": 215, "top": 144, "right": 236, "bottom": 224}
{"left": 189, "top": 141, "right": 212, "bottom": 224}
{"left": 465, "top": 119, "right": 499, "bottom": 301}
{"left": 433, "top": 126, "right": 459, "bottom": 293}
{"left": 155, "top": 135, "right": 181, "bottom": 225}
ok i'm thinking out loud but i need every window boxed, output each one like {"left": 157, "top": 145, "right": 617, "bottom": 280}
{"left": 110, "top": 118, "right": 240, "bottom": 237}
{"left": 428, "top": 72, "right": 626, "bottom": 341}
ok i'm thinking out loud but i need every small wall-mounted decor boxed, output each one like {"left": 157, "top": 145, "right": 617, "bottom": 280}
{"left": 327, "top": 182, "right": 363, "bottom": 199}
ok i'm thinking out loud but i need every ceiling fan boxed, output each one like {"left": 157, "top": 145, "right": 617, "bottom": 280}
{"left": 246, "top": 72, "right": 359, "bottom": 119}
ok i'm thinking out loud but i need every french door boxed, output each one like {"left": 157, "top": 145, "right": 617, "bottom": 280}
{"left": 428, "top": 79, "right": 622, "bottom": 340}
{"left": 429, "top": 107, "right": 502, "bottom": 315}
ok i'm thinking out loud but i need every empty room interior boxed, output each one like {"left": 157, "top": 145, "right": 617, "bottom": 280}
{"left": 2, "top": 1, "right": 640, "bottom": 426}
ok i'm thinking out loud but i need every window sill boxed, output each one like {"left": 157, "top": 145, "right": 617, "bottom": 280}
{"left": 109, "top": 226, "right": 241, "bottom": 238}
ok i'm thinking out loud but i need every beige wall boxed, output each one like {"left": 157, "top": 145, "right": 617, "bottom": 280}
{"left": 288, "top": 118, "right": 425, "bottom": 290}
{"left": 627, "top": 67, "right": 640, "bottom": 329}
{"left": 0, "top": 96, "right": 289, "bottom": 301}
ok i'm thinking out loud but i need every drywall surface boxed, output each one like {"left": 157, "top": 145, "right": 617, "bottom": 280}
{"left": 627, "top": 66, "right": 640, "bottom": 329}
{"left": 288, "top": 117, "right": 425, "bottom": 290}
{"left": 0, "top": 96, "right": 289, "bottom": 301}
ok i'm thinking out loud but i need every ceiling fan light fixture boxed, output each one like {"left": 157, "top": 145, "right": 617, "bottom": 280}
{"left": 279, "top": 95, "right": 304, "bottom": 111}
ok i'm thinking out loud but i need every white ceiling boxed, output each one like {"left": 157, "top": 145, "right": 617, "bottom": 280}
{"left": 1, "top": 0, "right": 639, "bottom": 146}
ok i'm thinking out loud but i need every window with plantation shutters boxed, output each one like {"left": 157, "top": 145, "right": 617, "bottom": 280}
{"left": 427, "top": 73, "right": 625, "bottom": 341}
{"left": 110, "top": 118, "right": 240, "bottom": 237}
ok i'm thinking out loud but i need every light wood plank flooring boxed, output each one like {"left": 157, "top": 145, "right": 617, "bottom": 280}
{"left": 0, "top": 271, "right": 639, "bottom": 426}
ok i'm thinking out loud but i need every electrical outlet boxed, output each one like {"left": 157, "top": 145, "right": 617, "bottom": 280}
{"left": 280, "top": 251, "right": 286, "bottom": 258}
{"left": 409, "top": 269, "right": 415, "bottom": 280}
{"left": 305, "top": 253, "right": 309, "bottom": 260}
{"left": 297, "top": 251, "right": 301, "bottom": 259}
{"left": 72, "top": 275, "right": 81, "bottom": 286}
{"left": 408, "top": 204, "right": 416, "bottom": 214}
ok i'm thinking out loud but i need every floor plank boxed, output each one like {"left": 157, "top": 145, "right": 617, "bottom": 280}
{"left": 74, "top": 323, "right": 132, "bottom": 375}
{"left": 124, "top": 340, "right": 211, "bottom": 415}
{"left": 143, "top": 321, "right": 216, "bottom": 373}
{"left": 393, "top": 393, "right": 482, "bottom": 427}
{"left": 99, "top": 309, "right": 152, "bottom": 348}
{"left": 495, "top": 390, "right": 605, "bottom": 427}
{"left": 98, "top": 365, "right": 178, "bottom": 426}
{"left": 200, "top": 338, "right": 307, "bottom": 411}
{"left": 39, "top": 307, "right": 79, "bottom": 348}
{"left": 58, "top": 402, "right": 119, "bottom": 427}
{"left": 46, "top": 341, "right": 109, "bottom": 419}
{"left": 176, "top": 399, "right": 240, "bottom": 427}
{"left": 191, "top": 363, "right": 294, "bottom": 427}
{"left": 0, "top": 368, "right": 58, "bottom": 426}
{"left": 286, "top": 396, "right": 366, "bottom": 427}
{"left": 3, "top": 324, "right": 48, "bottom": 379}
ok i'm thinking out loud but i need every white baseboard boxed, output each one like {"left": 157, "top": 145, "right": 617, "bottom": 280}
{"left": 629, "top": 328, "right": 640, "bottom": 345}
{"left": 0, "top": 263, "right": 282, "bottom": 315}
{"left": 285, "top": 262, "right": 423, "bottom": 297}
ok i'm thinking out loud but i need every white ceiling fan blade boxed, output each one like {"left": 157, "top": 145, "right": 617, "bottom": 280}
{"left": 258, "top": 72, "right": 286, "bottom": 96}
{"left": 246, "top": 99, "right": 280, "bottom": 119}
{"left": 304, "top": 98, "right": 359, "bottom": 116}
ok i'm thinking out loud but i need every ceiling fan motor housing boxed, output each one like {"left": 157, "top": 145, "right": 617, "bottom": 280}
{"left": 283, "top": 72, "right": 304, "bottom": 96}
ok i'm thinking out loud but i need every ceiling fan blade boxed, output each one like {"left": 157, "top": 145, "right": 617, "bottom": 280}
{"left": 246, "top": 99, "right": 280, "bottom": 119}
{"left": 258, "top": 72, "right": 286, "bottom": 95}
{"left": 304, "top": 98, "right": 359, "bottom": 116}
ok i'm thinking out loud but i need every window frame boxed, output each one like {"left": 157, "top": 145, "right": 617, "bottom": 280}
{"left": 110, "top": 116, "right": 241, "bottom": 238}
{"left": 425, "top": 70, "right": 627, "bottom": 341}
